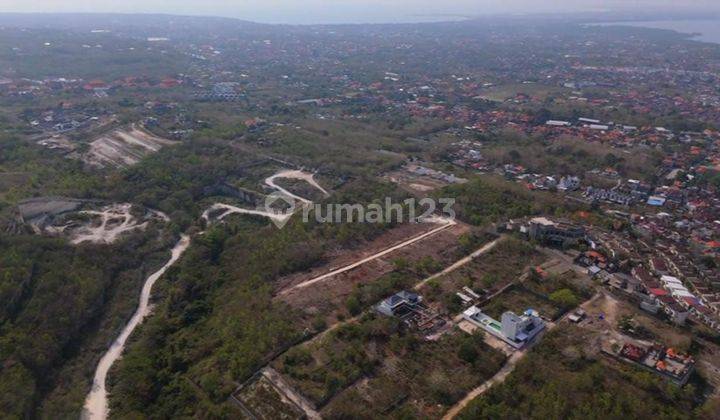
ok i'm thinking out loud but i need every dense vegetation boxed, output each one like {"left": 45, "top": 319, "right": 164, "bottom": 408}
{"left": 280, "top": 318, "right": 506, "bottom": 418}
{"left": 0, "top": 12, "right": 718, "bottom": 419}
{"left": 440, "top": 176, "right": 574, "bottom": 226}
{"left": 107, "top": 181, "right": 406, "bottom": 417}
{"left": 0, "top": 228, "right": 176, "bottom": 418}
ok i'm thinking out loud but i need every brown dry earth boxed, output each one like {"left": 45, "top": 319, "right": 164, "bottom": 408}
{"left": 277, "top": 222, "right": 470, "bottom": 323}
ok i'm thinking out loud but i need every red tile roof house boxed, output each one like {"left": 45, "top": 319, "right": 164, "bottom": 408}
{"left": 83, "top": 80, "right": 107, "bottom": 90}
{"left": 650, "top": 257, "right": 669, "bottom": 275}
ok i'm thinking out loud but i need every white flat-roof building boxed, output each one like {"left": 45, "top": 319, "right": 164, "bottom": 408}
{"left": 546, "top": 120, "right": 571, "bottom": 127}
{"left": 463, "top": 307, "right": 545, "bottom": 349}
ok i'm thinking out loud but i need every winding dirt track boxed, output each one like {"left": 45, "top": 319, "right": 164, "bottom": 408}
{"left": 82, "top": 235, "right": 191, "bottom": 420}
{"left": 265, "top": 169, "right": 330, "bottom": 204}
{"left": 201, "top": 202, "right": 290, "bottom": 223}
{"left": 82, "top": 170, "right": 326, "bottom": 420}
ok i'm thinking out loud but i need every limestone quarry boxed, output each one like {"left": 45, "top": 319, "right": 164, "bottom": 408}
{"left": 19, "top": 198, "right": 168, "bottom": 245}
{"left": 81, "top": 124, "right": 178, "bottom": 168}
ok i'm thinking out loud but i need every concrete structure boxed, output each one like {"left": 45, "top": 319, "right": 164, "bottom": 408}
{"left": 463, "top": 306, "right": 545, "bottom": 349}
{"left": 558, "top": 176, "right": 581, "bottom": 192}
{"left": 528, "top": 217, "right": 585, "bottom": 247}
{"left": 376, "top": 290, "right": 422, "bottom": 317}
{"left": 546, "top": 120, "right": 571, "bottom": 127}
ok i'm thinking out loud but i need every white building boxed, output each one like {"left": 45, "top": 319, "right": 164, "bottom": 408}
{"left": 546, "top": 120, "right": 571, "bottom": 127}
{"left": 463, "top": 307, "right": 545, "bottom": 349}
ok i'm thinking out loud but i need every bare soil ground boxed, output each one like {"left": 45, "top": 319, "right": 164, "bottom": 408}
{"left": 384, "top": 168, "right": 449, "bottom": 194}
{"left": 276, "top": 222, "right": 470, "bottom": 324}
{"left": 27, "top": 201, "right": 167, "bottom": 245}
{"left": 18, "top": 197, "right": 86, "bottom": 221}
{"left": 69, "top": 203, "right": 160, "bottom": 245}
{"left": 81, "top": 124, "right": 177, "bottom": 168}
{"left": 579, "top": 291, "right": 692, "bottom": 350}
{"left": 37, "top": 135, "right": 76, "bottom": 153}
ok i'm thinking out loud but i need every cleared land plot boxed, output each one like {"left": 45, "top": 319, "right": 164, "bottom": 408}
{"left": 82, "top": 125, "right": 177, "bottom": 168}
{"left": 233, "top": 374, "right": 305, "bottom": 420}
{"left": 322, "top": 330, "right": 505, "bottom": 419}
{"left": 18, "top": 197, "right": 85, "bottom": 221}
{"left": 21, "top": 200, "right": 166, "bottom": 245}
{"left": 276, "top": 222, "right": 438, "bottom": 291}
{"left": 418, "top": 237, "right": 546, "bottom": 311}
{"left": 579, "top": 291, "right": 692, "bottom": 350}
{"left": 575, "top": 292, "right": 720, "bottom": 407}
{"left": 384, "top": 168, "right": 451, "bottom": 194}
{"left": 277, "top": 222, "right": 472, "bottom": 324}
{"left": 273, "top": 314, "right": 505, "bottom": 417}
{"left": 477, "top": 83, "right": 570, "bottom": 102}
{"left": 476, "top": 255, "right": 591, "bottom": 323}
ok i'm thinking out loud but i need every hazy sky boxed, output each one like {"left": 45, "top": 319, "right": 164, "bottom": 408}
{"left": 0, "top": 0, "right": 718, "bottom": 24}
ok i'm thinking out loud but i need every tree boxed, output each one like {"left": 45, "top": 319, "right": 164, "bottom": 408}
{"left": 392, "top": 257, "right": 410, "bottom": 272}
{"left": 458, "top": 341, "right": 478, "bottom": 364}
{"left": 346, "top": 295, "right": 362, "bottom": 316}
{"left": 549, "top": 288, "right": 579, "bottom": 309}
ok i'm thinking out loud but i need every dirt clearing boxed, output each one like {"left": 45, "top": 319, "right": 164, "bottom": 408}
{"left": 81, "top": 124, "right": 177, "bottom": 168}
{"left": 23, "top": 199, "right": 168, "bottom": 245}
{"left": 277, "top": 221, "right": 470, "bottom": 325}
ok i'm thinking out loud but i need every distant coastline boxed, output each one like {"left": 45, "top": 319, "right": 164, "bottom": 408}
{"left": 590, "top": 20, "right": 720, "bottom": 45}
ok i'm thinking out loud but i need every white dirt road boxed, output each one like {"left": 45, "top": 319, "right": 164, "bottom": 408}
{"left": 201, "top": 203, "right": 291, "bottom": 224}
{"left": 279, "top": 216, "right": 456, "bottom": 295}
{"left": 265, "top": 169, "right": 329, "bottom": 204}
{"left": 414, "top": 237, "right": 501, "bottom": 290}
{"left": 441, "top": 350, "right": 525, "bottom": 420}
{"left": 82, "top": 169, "right": 326, "bottom": 420}
{"left": 82, "top": 235, "right": 191, "bottom": 420}
{"left": 203, "top": 170, "right": 328, "bottom": 224}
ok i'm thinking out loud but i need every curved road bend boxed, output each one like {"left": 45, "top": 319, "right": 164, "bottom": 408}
{"left": 82, "top": 235, "right": 190, "bottom": 420}
{"left": 82, "top": 169, "right": 326, "bottom": 420}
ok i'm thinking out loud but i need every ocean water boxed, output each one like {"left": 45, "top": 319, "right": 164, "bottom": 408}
{"left": 596, "top": 20, "right": 720, "bottom": 45}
